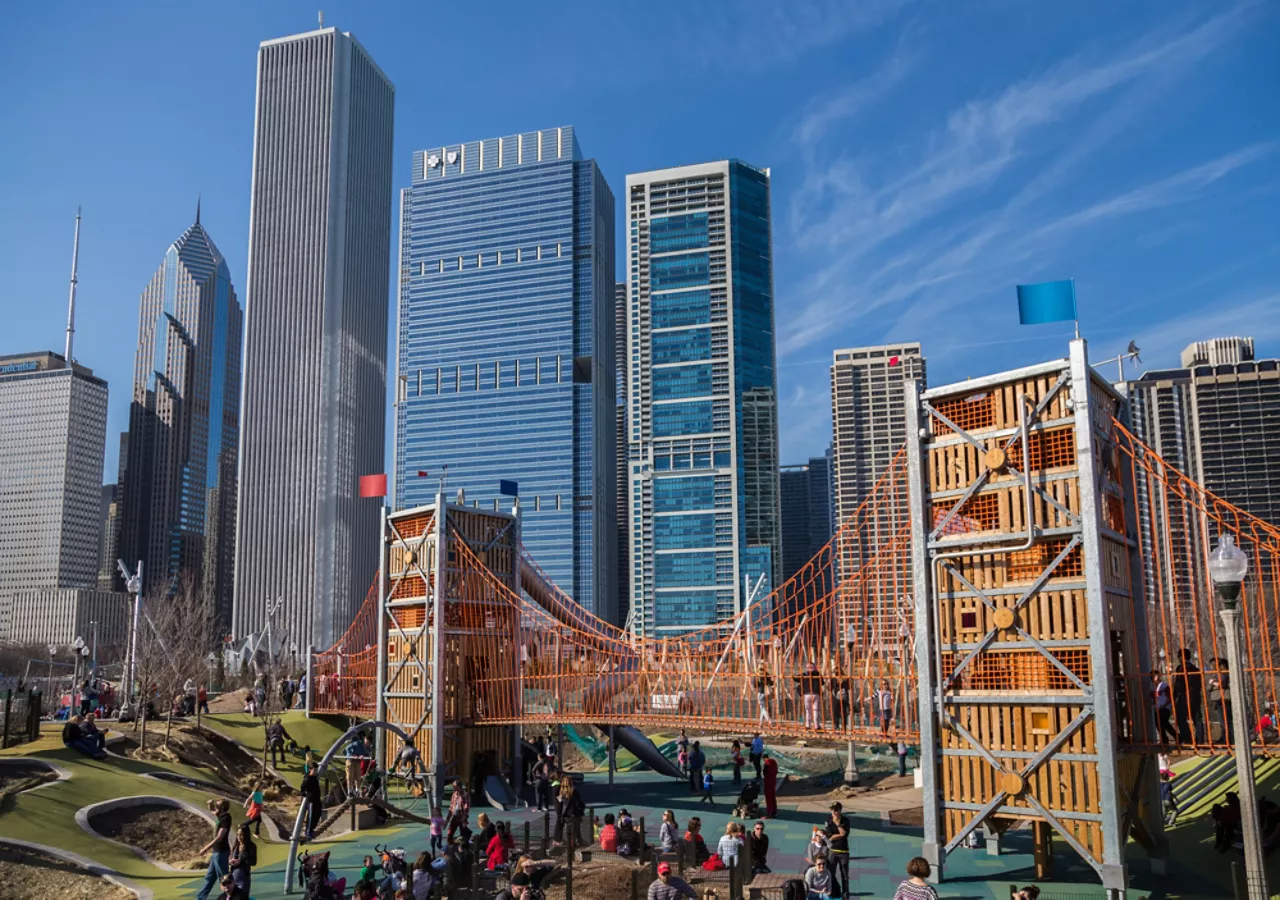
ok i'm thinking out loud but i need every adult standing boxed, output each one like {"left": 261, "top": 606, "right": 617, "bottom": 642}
{"left": 824, "top": 801, "right": 851, "bottom": 899}
{"left": 345, "top": 732, "right": 371, "bottom": 794}
{"left": 228, "top": 824, "right": 256, "bottom": 895}
{"left": 532, "top": 753, "right": 553, "bottom": 811}
{"left": 754, "top": 664, "right": 773, "bottom": 724}
{"left": 750, "top": 733, "right": 765, "bottom": 781}
{"left": 195, "top": 798, "right": 233, "bottom": 900}
{"left": 800, "top": 662, "right": 823, "bottom": 730}
{"left": 762, "top": 754, "right": 779, "bottom": 818}
{"left": 687, "top": 741, "right": 706, "bottom": 794}
{"left": 300, "top": 763, "right": 323, "bottom": 840}
{"left": 874, "top": 681, "right": 894, "bottom": 735}
{"left": 1172, "top": 649, "right": 1203, "bottom": 744}
{"left": 555, "top": 776, "right": 584, "bottom": 845}
{"left": 830, "top": 664, "right": 851, "bottom": 732}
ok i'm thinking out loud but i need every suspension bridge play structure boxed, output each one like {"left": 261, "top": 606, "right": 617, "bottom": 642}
{"left": 308, "top": 340, "right": 1280, "bottom": 897}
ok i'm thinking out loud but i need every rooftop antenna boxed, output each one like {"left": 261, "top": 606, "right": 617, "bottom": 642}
{"left": 64, "top": 207, "right": 82, "bottom": 362}
{"left": 318, "top": 10, "right": 324, "bottom": 28}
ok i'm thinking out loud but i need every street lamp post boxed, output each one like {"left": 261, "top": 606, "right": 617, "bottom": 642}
{"left": 1209, "top": 535, "right": 1267, "bottom": 900}
{"left": 844, "top": 625, "right": 859, "bottom": 785}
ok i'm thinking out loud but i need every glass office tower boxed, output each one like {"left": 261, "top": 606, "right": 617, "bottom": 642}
{"left": 396, "top": 127, "right": 618, "bottom": 623}
{"left": 626, "top": 161, "right": 781, "bottom": 635}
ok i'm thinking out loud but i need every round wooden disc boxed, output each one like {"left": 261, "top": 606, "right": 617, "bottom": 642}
{"left": 993, "top": 608, "right": 1016, "bottom": 630}
{"left": 404, "top": 550, "right": 416, "bottom": 566}
{"left": 984, "top": 446, "right": 1007, "bottom": 471}
{"left": 1001, "top": 772, "right": 1025, "bottom": 796}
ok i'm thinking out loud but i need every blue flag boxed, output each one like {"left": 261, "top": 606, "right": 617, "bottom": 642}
{"left": 1016, "top": 280, "right": 1077, "bottom": 325}
{"left": 499, "top": 479, "right": 519, "bottom": 497}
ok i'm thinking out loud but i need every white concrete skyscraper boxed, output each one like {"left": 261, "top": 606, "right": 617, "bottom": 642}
{"left": 233, "top": 26, "right": 395, "bottom": 648}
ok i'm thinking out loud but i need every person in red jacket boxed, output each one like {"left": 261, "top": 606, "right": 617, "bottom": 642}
{"left": 762, "top": 754, "right": 779, "bottom": 818}
{"left": 486, "top": 821, "right": 514, "bottom": 870}
{"left": 598, "top": 813, "right": 619, "bottom": 852}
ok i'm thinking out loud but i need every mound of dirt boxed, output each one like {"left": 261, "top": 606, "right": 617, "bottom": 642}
{"left": 544, "top": 854, "right": 653, "bottom": 900}
{"left": 89, "top": 804, "right": 209, "bottom": 869}
{"left": 0, "top": 846, "right": 133, "bottom": 900}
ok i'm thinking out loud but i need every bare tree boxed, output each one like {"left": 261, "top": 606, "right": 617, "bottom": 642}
{"left": 130, "top": 574, "right": 216, "bottom": 751}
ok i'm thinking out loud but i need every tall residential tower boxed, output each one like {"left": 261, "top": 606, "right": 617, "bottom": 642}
{"left": 395, "top": 127, "right": 618, "bottom": 622}
{"left": 117, "top": 211, "right": 242, "bottom": 630}
{"left": 233, "top": 27, "right": 395, "bottom": 648}
{"left": 626, "top": 160, "right": 780, "bottom": 635}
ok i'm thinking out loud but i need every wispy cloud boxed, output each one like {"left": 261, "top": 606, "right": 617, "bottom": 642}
{"left": 789, "top": 45, "right": 916, "bottom": 148}
{"left": 778, "top": 5, "right": 1260, "bottom": 359}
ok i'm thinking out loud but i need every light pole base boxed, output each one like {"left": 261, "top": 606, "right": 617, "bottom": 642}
{"left": 844, "top": 741, "right": 860, "bottom": 785}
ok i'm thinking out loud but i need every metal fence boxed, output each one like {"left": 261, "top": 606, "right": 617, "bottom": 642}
{"left": 1, "top": 690, "right": 41, "bottom": 749}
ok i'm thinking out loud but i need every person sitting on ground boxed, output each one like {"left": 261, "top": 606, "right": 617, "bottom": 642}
{"left": 486, "top": 821, "right": 514, "bottom": 871}
{"left": 80, "top": 712, "right": 107, "bottom": 752}
{"left": 717, "top": 821, "right": 743, "bottom": 868}
{"left": 598, "top": 813, "right": 619, "bottom": 852}
{"left": 647, "top": 861, "right": 696, "bottom": 900}
{"left": 61, "top": 715, "right": 106, "bottom": 760}
{"left": 495, "top": 882, "right": 527, "bottom": 900}
{"left": 512, "top": 855, "right": 561, "bottom": 891}
{"left": 617, "top": 813, "right": 639, "bottom": 856}
{"left": 359, "top": 855, "right": 378, "bottom": 885}
{"left": 804, "top": 854, "right": 834, "bottom": 900}
{"left": 683, "top": 817, "right": 710, "bottom": 865}
{"left": 659, "top": 809, "right": 680, "bottom": 853}
{"left": 747, "top": 819, "right": 771, "bottom": 874}
{"left": 893, "top": 856, "right": 940, "bottom": 900}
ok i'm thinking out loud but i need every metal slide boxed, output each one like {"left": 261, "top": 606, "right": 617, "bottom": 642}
{"left": 597, "top": 724, "right": 684, "bottom": 779}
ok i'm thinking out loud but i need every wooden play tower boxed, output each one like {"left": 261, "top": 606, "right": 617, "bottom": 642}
{"left": 907, "top": 340, "right": 1165, "bottom": 897}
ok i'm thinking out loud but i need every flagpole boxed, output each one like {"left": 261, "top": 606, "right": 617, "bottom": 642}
{"left": 1072, "top": 279, "right": 1080, "bottom": 340}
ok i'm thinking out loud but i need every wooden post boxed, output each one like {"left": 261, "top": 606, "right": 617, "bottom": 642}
{"left": 1, "top": 690, "right": 11, "bottom": 749}
{"left": 1033, "top": 821, "right": 1053, "bottom": 880}
{"left": 631, "top": 868, "right": 640, "bottom": 900}
{"left": 542, "top": 810, "right": 550, "bottom": 856}
{"left": 729, "top": 862, "right": 740, "bottom": 900}
{"left": 639, "top": 815, "right": 647, "bottom": 860}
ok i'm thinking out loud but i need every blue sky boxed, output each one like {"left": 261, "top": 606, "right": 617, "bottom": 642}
{"left": 2, "top": 1, "right": 1277, "bottom": 480}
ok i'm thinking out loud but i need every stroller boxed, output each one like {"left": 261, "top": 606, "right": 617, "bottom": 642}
{"left": 298, "top": 850, "right": 347, "bottom": 899}
{"left": 733, "top": 780, "right": 762, "bottom": 818}
{"left": 374, "top": 843, "right": 409, "bottom": 896}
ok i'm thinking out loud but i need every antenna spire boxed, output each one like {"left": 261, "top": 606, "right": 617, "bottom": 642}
{"left": 195, "top": 194, "right": 201, "bottom": 225}
{"left": 318, "top": 10, "right": 324, "bottom": 28}
{"left": 65, "top": 207, "right": 82, "bottom": 363}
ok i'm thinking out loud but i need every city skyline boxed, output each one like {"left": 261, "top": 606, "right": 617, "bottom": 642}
{"left": 4, "top": 3, "right": 1274, "bottom": 483}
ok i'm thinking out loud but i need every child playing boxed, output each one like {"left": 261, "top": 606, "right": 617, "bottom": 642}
{"left": 1160, "top": 771, "right": 1180, "bottom": 826}
{"left": 699, "top": 767, "right": 715, "bottom": 807}
{"left": 359, "top": 855, "right": 378, "bottom": 884}
{"left": 806, "top": 826, "right": 830, "bottom": 866}
{"left": 678, "top": 747, "right": 689, "bottom": 775}
{"left": 430, "top": 807, "right": 445, "bottom": 853}
{"left": 243, "top": 782, "right": 265, "bottom": 836}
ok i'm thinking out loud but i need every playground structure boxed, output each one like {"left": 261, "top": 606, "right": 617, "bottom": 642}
{"left": 309, "top": 338, "right": 1280, "bottom": 896}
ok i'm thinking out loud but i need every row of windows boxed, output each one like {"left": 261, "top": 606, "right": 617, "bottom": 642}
{"left": 649, "top": 213, "right": 709, "bottom": 254}
{"left": 398, "top": 355, "right": 590, "bottom": 396}
{"left": 652, "top": 400, "right": 714, "bottom": 437}
{"left": 651, "top": 328, "right": 711, "bottom": 364}
{"left": 652, "top": 449, "right": 731, "bottom": 471}
{"left": 655, "top": 551, "right": 717, "bottom": 587}
{"left": 651, "top": 290, "right": 712, "bottom": 328}
{"left": 652, "top": 364, "right": 713, "bottom": 400}
{"left": 653, "top": 589, "right": 720, "bottom": 627}
{"left": 412, "top": 243, "right": 563, "bottom": 276}
{"left": 653, "top": 475, "right": 716, "bottom": 512}
{"left": 654, "top": 513, "right": 716, "bottom": 550}
{"left": 650, "top": 253, "right": 710, "bottom": 291}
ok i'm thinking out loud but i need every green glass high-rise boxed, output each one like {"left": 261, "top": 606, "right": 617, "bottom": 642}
{"left": 625, "top": 160, "right": 780, "bottom": 635}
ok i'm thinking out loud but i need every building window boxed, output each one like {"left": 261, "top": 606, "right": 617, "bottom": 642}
{"left": 438, "top": 260, "right": 444, "bottom": 274}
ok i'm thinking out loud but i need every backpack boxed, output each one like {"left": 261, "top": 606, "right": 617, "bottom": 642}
{"left": 244, "top": 841, "right": 258, "bottom": 867}
{"left": 782, "top": 879, "right": 807, "bottom": 900}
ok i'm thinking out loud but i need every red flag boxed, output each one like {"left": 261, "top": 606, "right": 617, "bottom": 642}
{"left": 359, "top": 474, "right": 387, "bottom": 498}
{"left": 417, "top": 470, "right": 429, "bottom": 478}
{"left": 888, "top": 355, "right": 901, "bottom": 367}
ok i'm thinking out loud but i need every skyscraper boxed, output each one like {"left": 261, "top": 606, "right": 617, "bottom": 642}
{"left": 830, "top": 343, "right": 926, "bottom": 529}
{"left": 626, "top": 160, "right": 780, "bottom": 635}
{"left": 234, "top": 26, "right": 395, "bottom": 648}
{"left": 395, "top": 127, "right": 617, "bottom": 622}
{"left": 116, "top": 211, "right": 242, "bottom": 630}
{"left": 779, "top": 451, "right": 835, "bottom": 583}
{"left": 1129, "top": 338, "right": 1280, "bottom": 601}
{"left": 0, "top": 351, "right": 108, "bottom": 633}
{"left": 616, "top": 281, "right": 630, "bottom": 627}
